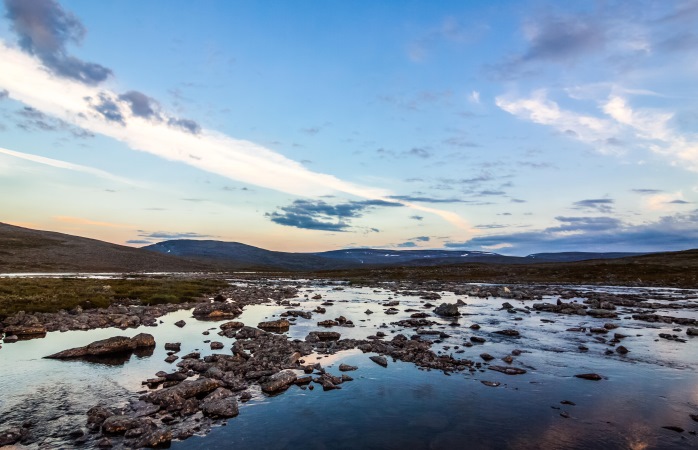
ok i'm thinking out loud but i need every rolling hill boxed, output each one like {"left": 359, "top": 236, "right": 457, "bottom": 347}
{"left": 0, "top": 222, "right": 209, "bottom": 273}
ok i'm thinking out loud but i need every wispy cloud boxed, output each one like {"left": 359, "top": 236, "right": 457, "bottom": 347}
{"left": 0, "top": 146, "right": 136, "bottom": 185}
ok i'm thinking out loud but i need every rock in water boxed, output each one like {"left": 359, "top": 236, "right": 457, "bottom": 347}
{"left": 201, "top": 388, "right": 238, "bottom": 418}
{"left": 257, "top": 319, "right": 290, "bottom": 331}
{"left": 260, "top": 370, "right": 297, "bottom": 393}
{"left": 493, "top": 329, "right": 520, "bottom": 337}
{"left": 0, "top": 427, "right": 25, "bottom": 446}
{"left": 575, "top": 373, "right": 603, "bottom": 381}
{"left": 192, "top": 303, "right": 242, "bottom": 320}
{"left": 130, "top": 333, "right": 156, "bottom": 348}
{"left": 686, "top": 327, "right": 698, "bottom": 336}
{"left": 305, "top": 331, "right": 341, "bottom": 342}
{"left": 164, "top": 342, "right": 181, "bottom": 352}
{"left": 369, "top": 355, "right": 388, "bottom": 367}
{"left": 135, "top": 429, "right": 172, "bottom": 448}
{"left": 339, "top": 364, "right": 358, "bottom": 372}
{"left": 45, "top": 335, "right": 154, "bottom": 359}
{"left": 434, "top": 303, "right": 460, "bottom": 317}
{"left": 488, "top": 366, "right": 526, "bottom": 375}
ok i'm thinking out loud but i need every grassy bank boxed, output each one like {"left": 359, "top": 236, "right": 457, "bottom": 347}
{"left": 0, "top": 277, "right": 228, "bottom": 318}
{"left": 307, "top": 249, "right": 698, "bottom": 288}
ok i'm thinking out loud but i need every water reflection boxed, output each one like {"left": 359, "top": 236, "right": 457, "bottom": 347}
{"left": 1, "top": 280, "right": 697, "bottom": 449}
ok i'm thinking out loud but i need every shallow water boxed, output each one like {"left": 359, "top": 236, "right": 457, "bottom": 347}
{"left": 1, "top": 280, "right": 697, "bottom": 449}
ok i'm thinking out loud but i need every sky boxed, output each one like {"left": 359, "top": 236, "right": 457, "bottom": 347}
{"left": 0, "top": 0, "right": 697, "bottom": 255}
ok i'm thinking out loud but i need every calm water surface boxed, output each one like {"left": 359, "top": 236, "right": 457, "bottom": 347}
{"left": 1, "top": 280, "right": 697, "bottom": 449}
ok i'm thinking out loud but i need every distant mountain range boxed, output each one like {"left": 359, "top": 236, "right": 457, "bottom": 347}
{"left": 0, "top": 222, "right": 656, "bottom": 273}
{"left": 144, "top": 239, "right": 648, "bottom": 271}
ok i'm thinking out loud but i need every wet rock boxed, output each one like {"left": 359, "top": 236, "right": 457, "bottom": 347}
{"left": 135, "top": 428, "right": 172, "bottom": 448}
{"left": 315, "top": 306, "right": 327, "bottom": 314}
{"left": 481, "top": 381, "right": 500, "bottom": 387}
{"left": 662, "top": 426, "right": 684, "bottom": 433}
{"left": 370, "top": 355, "right": 388, "bottom": 367}
{"left": 131, "top": 333, "right": 156, "bottom": 348}
{"left": 434, "top": 303, "right": 460, "bottom": 317}
{"left": 201, "top": 388, "right": 239, "bottom": 418}
{"left": 281, "top": 310, "right": 312, "bottom": 319}
{"left": 488, "top": 366, "right": 526, "bottom": 375}
{"left": 164, "top": 342, "right": 181, "bottom": 352}
{"left": 393, "top": 318, "right": 437, "bottom": 328}
{"left": 616, "top": 345, "right": 629, "bottom": 354}
{"left": 339, "top": 364, "right": 358, "bottom": 371}
{"left": 502, "top": 355, "right": 514, "bottom": 364}
{"left": 575, "top": 373, "right": 602, "bottom": 380}
{"left": 312, "top": 294, "right": 322, "bottom": 300}
{"left": 261, "top": 370, "right": 297, "bottom": 393}
{"left": 3, "top": 334, "right": 18, "bottom": 343}
{"left": 420, "top": 292, "right": 442, "bottom": 300}
{"left": 317, "top": 320, "right": 339, "bottom": 327}
{"left": 3, "top": 324, "right": 47, "bottom": 337}
{"left": 258, "top": 319, "right": 290, "bottom": 331}
{"left": 480, "top": 353, "right": 494, "bottom": 361}
{"left": 561, "top": 400, "right": 576, "bottom": 405}
{"left": 192, "top": 303, "right": 242, "bottom": 320}
{"left": 220, "top": 321, "right": 244, "bottom": 330}
{"left": 659, "top": 333, "right": 687, "bottom": 343}
{"left": 102, "top": 416, "right": 142, "bottom": 434}
{"left": 147, "top": 378, "right": 222, "bottom": 410}
{"left": 131, "top": 401, "right": 160, "bottom": 418}
{"left": 87, "top": 406, "right": 114, "bottom": 429}
{"left": 587, "top": 309, "right": 618, "bottom": 319}
{"left": 46, "top": 335, "right": 153, "bottom": 359}
{"left": 686, "top": 327, "right": 698, "bottom": 336}
{"left": 305, "top": 331, "right": 341, "bottom": 342}
{"left": 470, "top": 324, "right": 481, "bottom": 330}
{"left": 175, "top": 320, "right": 186, "bottom": 328}
{"left": 214, "top": 294, "right": 227, "bottom": 302}
{"left": 470, "top": 336, "right": 486, "bottom": 344}
{"left": 235, "top": 326, "right": 266, "bottom": 339}
{"left": 690, "top": 414, "right": 698, "bottom": 422}
{"left": 0, "top": 426, "right": 25, "bottom": 446}
{"left": 364, "top": 309, "right": 374, "bottom": 315}
{"left": 210, "top": 341, "right": 224, "bottom": 350}
{"left": 493, "top": 329, "right": 519, "bottom": 337}
{"left": 97, "top": 437, "right": 113, "bottom": 447}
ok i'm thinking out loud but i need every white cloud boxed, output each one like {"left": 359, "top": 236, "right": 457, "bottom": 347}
{"left": 0, "top": 41, "right": 471, "bottom": 231}
{"left": 469, "top": 90, "right": 481, "bottom": 104}
{"left": 497, "top": 89, "right": 698, "bottom": 170}
{"left": 495, "top": 90, "right": 619, "bottom": 152}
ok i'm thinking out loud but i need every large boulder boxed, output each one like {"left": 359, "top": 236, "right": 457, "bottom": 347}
{"left": 305, "top": 331, "right": 341, "bottom": 342}
{"left": 201, "top": 388, "right": 239, "bottom": 418}
{"left": 261, "top": 370, "right": 297, "bottom": 393}
{"left": 147, "top": 378, "right": 222, "bottom": 411}
{"left": 3, "top": 324, "right": 47, "bottom": 337}
{"left": 45, "top": 335, "right": 155, "bottom": 359}
{"left": 433, "top": 303, "right": 460, "bottom": 317}
{"left": 257, "top": 319, "right": 290, "bottom": 331}
{"left": 192, "top": 303, "right": 242, "bottom": 320}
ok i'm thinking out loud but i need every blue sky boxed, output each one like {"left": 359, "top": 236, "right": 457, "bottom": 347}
{"left": 0, "top": 0, "right": 697, "bottom": 254}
